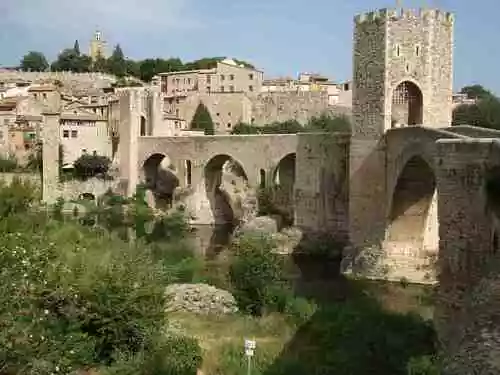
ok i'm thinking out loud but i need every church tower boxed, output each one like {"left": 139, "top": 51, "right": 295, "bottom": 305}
{"left": 90, "top": 30, "right": 107, "bottom": 61}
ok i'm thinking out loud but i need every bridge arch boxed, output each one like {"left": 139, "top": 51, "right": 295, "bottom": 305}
{"left": 142, "top": 153, "right": 180, "bottom": 208}
{"left": 391, "top": 80, "right": 423, "bottom": 127}
{"left": 204, "top": 154, "right": 248, "bottom": 224}
{"left": 384, "top": 155, "right": 438, "bottom": 279}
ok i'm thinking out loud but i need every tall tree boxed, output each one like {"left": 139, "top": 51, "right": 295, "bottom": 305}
{"left": 190, "top": 102, "right": 215, "bottom": 135}
{"left": 73, "top": 40, "right": 81, "bottom": 56}
{"left": 107, "top": 44, "right": 127, "bottom": 77}
{"left": 20, "top": 51, "right": 49, "bottom": 72}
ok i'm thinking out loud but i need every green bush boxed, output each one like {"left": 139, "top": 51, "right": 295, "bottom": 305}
{"left": 0, "top": 154, "right": 18, "bottom": 172}
{"left": 229, "top": 233, "right": 284, "bottom": 316}
{"left": 407, "top": 355, "right": 442, "bottom": 375}
{"left": 0, "top": 218, "right": 172, "bottom": 374}
{"left": 73, "top": 153, "right": 111, "bottom": 180}
{"left": 101, "top": 335, "right": 202, "bottom": 375}
{"left": 0, "top": 177, "right": 39, "bottom": 217}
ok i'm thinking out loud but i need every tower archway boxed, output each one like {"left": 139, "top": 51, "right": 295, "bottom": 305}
{"left": 391, "top": 81, "right": 423, "bottom": 126}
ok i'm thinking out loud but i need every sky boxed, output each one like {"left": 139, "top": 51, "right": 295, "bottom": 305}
{"left": 1, "top": 0, "right": 499, "bottom": 93}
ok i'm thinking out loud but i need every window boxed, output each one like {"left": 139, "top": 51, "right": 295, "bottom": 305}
{"left": 228, "top": 112, "right": 231, "bottom": 116}
{"left": 0, "top": 131, "right": 3, "bottom": 140}
{"left": 221, "top": 74, "right": 225, "bottom": 81}
{"left": 63, "top": 130, "right": 69, "bottom": 138}
{"left": 42, "top": 93, "right": 47, "bottom": 99}
{"left": 207, "top": 75, "right": 212, "bottom": 84}
{"left": 415, "top": 45, "right": 420, "bottom": 56}
{"left": 187, "top": 78, "right": 191, "bottom": 84}
{"left": 249, "top": 73, "right": 254, "bottom": 80}
{"left": 176, "top": 98, "right": 180, "bottom": 104}
{"left": 220, "top": 86, "right": 225, "bottom": 92}
{"left": 249, "top": 85, "right": 254, "bottom": 92}
{"left": 396, "top": 45, "right": 400, "bottom": 57}
{"left": 227, "top": 123, "right": 232, "bottom": 128}
{"left": 207, "top": 86, "right": 211, "bottom": 92}
{"left": 216, "top": 112, "right": 220, "bottom": 116}
{"left": 229, "top": 85, "right": 234, "bottom": 92}
{"left": 82, "top": 148, "right": 87, "bottom": 154}
{"left": 229, "top": 74, "right": 234, "bottom": 80}
{"left": 176, "top": 109, "right": 180, "bottom": 117}
{"left": 71, "top": 130, "right": 78, "bottom": 138}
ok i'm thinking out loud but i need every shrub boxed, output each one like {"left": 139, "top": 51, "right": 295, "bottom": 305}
{"left": 101, "top": 335, "right": 202, "bottom": 375}
{"left": 229, "top": 233, "right": 284, "bottom": 316}
{"left": 73, "top": 153, "right": 111, "bottom": 180}
{"left": 0, "top": 218, "right": 171, "bottom": 374}
{"left": 0, "top": 154, "right": 18, "bottom": 172}
{"left": 0, "top": 177, "right": 39, "bottom": 217}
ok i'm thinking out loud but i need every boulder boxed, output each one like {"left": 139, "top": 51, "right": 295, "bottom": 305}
{"left": 165, "top": 283, "right": 238, "bottom": 315}
{"left": 239, "top": 215, "right": 279, "bottom": 235}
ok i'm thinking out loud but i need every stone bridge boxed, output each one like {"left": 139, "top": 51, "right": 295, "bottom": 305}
{"left": 127, "top": 133, "right": 350, "bottom": 233}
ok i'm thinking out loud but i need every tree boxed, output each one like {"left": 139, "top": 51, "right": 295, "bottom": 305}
{"left": 73, "top": 39, "right": 81, "bottom": 56}
{"left": 190, "top": 102, "right": 215, "bottom": 135}
{"left": 452, "top": 85, "right": 500, "bottom": 129}
{"left": 51, "top": 48, "right": 90, "bottom": 72}
{"left": 229, "top": 233, "right": 284, "bottom": 316}
{"left": 107, "top": 44, "right": 127, "bottom": 77}
{"left": 460, "top": 84, "right": 493, "bottom": 100}
{"left": 20, "top": 51, "right": 49, "bottom": 72}
{"left": 73, "top": 153, "right": 111, "bottom": 180}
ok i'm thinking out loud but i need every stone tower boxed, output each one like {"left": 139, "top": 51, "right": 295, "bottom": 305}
{"left": 90, "top": 30, "right": 107, "bottom": 61}
{"left": 352, "top": 8, "right": 454, "bottom": 136}
{"left": 348, "top": 8, "right": 454, "bottom": 254}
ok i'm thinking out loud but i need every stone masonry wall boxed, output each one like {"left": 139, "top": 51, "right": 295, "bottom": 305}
{"left": 251, "top": 91, "right": 330, "bottom": 126}
{"left": 435, "top": 138, "right": 500, "bottom": 374}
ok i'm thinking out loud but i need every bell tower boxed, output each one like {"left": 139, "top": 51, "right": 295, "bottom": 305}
{"left": 90, "top": 29, "right": 107, "bottom": 61}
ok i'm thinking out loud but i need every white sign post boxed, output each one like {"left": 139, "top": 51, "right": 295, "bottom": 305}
{"left": 244, "top": 339, "right": 256, "bottom": 375}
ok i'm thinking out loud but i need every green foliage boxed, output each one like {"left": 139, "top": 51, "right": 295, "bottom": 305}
{"left": 0, "top": 177, "right": 38, "bottom": 217}
{"left": 307, "top": 113, "right": 351, "bottom": 133}
{"left": 17, "top": 42, "right": 254, "bottom": 82}
{"left": 229, "top": 234, "right": 285, "bottom": 316}
{"left": 73, "top": 153, "right": 111, "bottom": 180}
{"left": 452, "top": 84, "right": 500, "bottom": 129}
{"left": 0, "top": 154, "right": 18, "bottom": 172}
{"left": 460, "top": 84, "right": 493, "bottom": 100}
{"left": 107, "top": 44, "right": 127, "bottom": 78}
{"left": 20, "top": 51, "right": 49, "bottom": 72}
{"left": 51, "top": 47, "right": 91, "bottom": 73}
{"left": 190, "top": 102, "right": 215, "bottom": 135}
{"left": 407, "top": 355, "right": 442, "bottom": 375}
{"left": 101, "top": 335, "right": 202, "bottom": 375}
{"left": 231, "top": 114, "right": 351, "bottom": 135}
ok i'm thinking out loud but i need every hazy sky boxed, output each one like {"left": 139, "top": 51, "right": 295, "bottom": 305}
{"left": 1, "top": 0, "right": 498, "bottom": 93}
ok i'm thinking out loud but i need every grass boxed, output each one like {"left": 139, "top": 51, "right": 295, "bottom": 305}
{"left": 166, "top": 279, "right": 437, "bottom": 375}
{"left": 168, "top": 312, "right": 295, "bottom": 375}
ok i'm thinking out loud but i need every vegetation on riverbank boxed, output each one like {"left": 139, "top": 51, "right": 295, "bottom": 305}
{"left": 0, "top": 178, "right": 442, "bottom": 374}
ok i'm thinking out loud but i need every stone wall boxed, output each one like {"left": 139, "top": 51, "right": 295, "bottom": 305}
{"left": 434, "top": 138, "right": 500, "bottom": 374}
{"left": 251, "top": 91, "right": 330, "bottom": 126}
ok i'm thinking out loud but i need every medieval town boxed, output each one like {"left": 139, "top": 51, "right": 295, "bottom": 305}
{"left": 0, "top": 2, "right": 497, "bottom": 375}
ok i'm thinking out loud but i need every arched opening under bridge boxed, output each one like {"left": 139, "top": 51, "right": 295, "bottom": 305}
{"left": 142, "top": 153, "right": 179, "bottom": 209}
{"left": 204, "top": 154, "right": 248, "bottom": 225}
{"left": 384, "top": 156, "right": 438, "bottom": 280}
{"left": 268, "top": 153, "right": 296, "bottom": 225}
